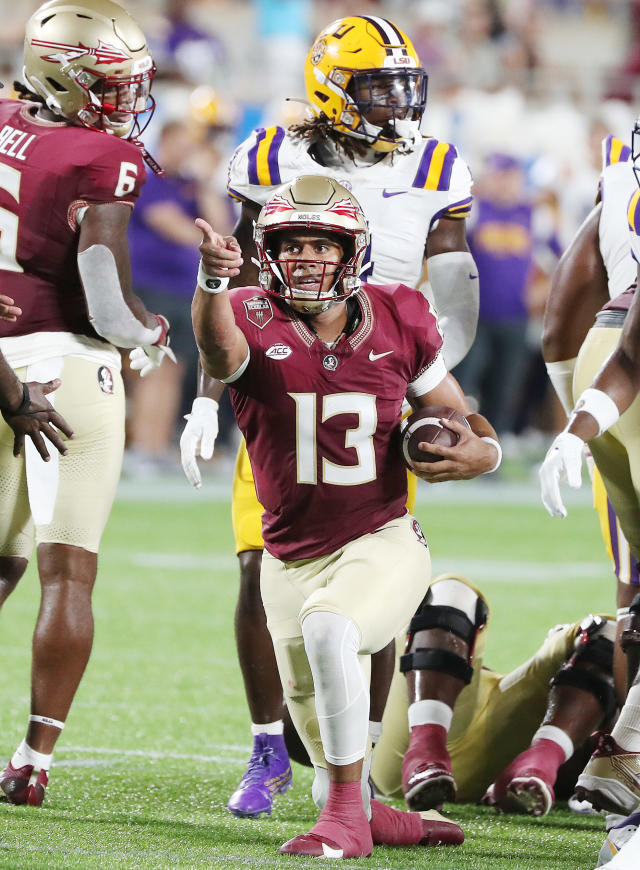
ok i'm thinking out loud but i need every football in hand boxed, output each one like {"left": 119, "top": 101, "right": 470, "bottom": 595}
{"left": 400, "top": 406, "right": 470, "bottom": 466}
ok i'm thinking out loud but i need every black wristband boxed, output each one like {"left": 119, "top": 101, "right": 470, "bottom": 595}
{"left": 1, "top": 382, "right": 31, "bottom": 418}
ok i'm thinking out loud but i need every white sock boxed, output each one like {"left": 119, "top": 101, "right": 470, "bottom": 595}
{"left": 251, "top": 720, "right": 284, "bottom": 736}
{"left": 611, "top": 685, "right": 640, "bottom": 752}
{"left": 408, "top": 699, "right": 453, "bottom": 731}
{"left": 532, "top": 724, "right": 574, "bottom": 762}
{"left": 11, "top": 739, "right": 52, "bottom": 772}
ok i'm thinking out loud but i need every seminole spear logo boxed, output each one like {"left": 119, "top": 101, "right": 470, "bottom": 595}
{"left": 31, "top": 38, "right": 131, "bottom": 65}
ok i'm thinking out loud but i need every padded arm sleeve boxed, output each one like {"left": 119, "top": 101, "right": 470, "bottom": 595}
{"left": 426, "top": 251, "right": 479, "bottom": 370}
{"left": 77, "top": 244, "right": 161, "bottom": 348}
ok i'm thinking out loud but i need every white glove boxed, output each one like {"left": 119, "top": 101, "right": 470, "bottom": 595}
{"left": 179, "top": 397, "right": 219, "bottom": 489}
{"left": 539, "top": 431, "right": 585, "bottom": 518}
{"left": 129, "top": 343, "right": 177, "bottom": 377}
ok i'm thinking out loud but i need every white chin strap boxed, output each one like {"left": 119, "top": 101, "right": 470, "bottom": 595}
{"left": 357, "top": 117, "right": 421, "bottom": 152}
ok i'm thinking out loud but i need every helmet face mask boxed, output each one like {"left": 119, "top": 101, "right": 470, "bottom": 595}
{"left": 255, "top": 176, "right": 370, "bottom": 314}
{"left": 305, "top": 16, "right": 428, "bottom": 153}
{"left": 23, "top": 0, "right": 156, "bottom": 139}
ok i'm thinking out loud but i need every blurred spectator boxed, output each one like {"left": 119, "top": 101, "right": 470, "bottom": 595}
{"left": 452, "top": 153, "right": 559, "bottom": 441}
{"left": 149, "top": 0, "right": 227, "bottom": 89}
{"left": 124, "top": 119, "right": 209, "bottom": 475}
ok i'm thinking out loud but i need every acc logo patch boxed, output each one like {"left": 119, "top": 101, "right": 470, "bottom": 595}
{"left": 266, "top": 343, "right": 292, "bottom": 360}
{"left": 412, "top": 518, "right": 428, "bottom": 548}
{"left": 310, "top": 39, "right": 326, "bottom": 65}
{"left": 97, "top": 366, "right": 114, "bottom": 395}
{"left": 243, "top": 296, "right": 273, "bottom": 329}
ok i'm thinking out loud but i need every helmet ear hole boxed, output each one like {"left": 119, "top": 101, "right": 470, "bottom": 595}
{"left": 46, "top": 77, "right": 66, "bottom": 93}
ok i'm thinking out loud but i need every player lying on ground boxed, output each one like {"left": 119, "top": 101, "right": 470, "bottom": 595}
{"left": 371, "top": 573, "right": 617, "bottom": 818}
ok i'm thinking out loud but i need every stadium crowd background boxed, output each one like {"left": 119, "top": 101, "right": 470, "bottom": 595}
{"left": 1, "top": 0, "right": 638, "bottom": 474}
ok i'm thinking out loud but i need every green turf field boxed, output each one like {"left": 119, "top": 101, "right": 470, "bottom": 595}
{"left": 0, "top": 471, "right": 618, "bottom": 868}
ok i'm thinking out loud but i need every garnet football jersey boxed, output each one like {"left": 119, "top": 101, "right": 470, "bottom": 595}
{"left": 226, "top": 283, "right": 445, "bottom": 561}
{"left": 0, "top": 99, "right": 146, "bottom": 344}
{"left": 227, "top": 127, "right": 473, "bottom": 291}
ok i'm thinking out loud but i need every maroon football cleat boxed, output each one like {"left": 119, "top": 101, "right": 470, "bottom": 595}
{"left": 489, "top": 740, "right": 564, "bottom": 816}
{"left": 280, "top": 784, "right": 373, "bottom": 858}
{"left": 369, "top": 798, "right": 464, "bottom": 847}
{"left": 0, "top": 762, "right": 48, "bottom": 806}
{"left": 402, "top": 724, "right": 456, "bottom": 810}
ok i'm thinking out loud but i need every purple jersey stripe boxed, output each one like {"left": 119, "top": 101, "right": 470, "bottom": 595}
{"left": 605, "top": 135, "right": 613, "bottom": 167}
{"left": 267, "top": 126, "right": 285, "bottom": 185}
{"left": 247, "top": 128, "right": 267, "bottom": 186}
{"left": 413, "top": 138, "right": 438, "bottom": 189}
{"left": 607, "top": 499, "right": 621, "bottom": 578}
{"left": 227, "top": 184, "right": 246, "bottom": 202}
{"left": 437, "top": 144, "right": 458, "bottom": 191}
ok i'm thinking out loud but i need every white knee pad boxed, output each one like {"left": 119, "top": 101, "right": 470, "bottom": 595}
{"left": 302, "top": 611, "right": 369, "bottom": 767}
{"left": 429, "top": 576, "right": 482, "bottom": 623}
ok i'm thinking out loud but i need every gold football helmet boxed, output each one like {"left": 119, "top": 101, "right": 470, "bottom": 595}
{"left": 304, "top": 15, "right": 427, "bottom": 153}
{"left": 254, "top": 175, "right": 370, "bottom": 313}
{"left": 23, "top": 0, "right": 155, "bottom": 139}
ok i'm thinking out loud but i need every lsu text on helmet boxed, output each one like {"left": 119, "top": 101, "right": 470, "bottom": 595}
{"left": 24, "top": 0, "right": 155, "bottom": 139}
{"left": 254, "top": 175, "right": 370, "bottom": 314}
{"left": 304, "top": 15, "right": 427, "bottom": 154}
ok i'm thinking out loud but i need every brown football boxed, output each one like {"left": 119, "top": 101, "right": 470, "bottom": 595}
{"left": 401, "top": 406, "right": 470, "bottom": 465}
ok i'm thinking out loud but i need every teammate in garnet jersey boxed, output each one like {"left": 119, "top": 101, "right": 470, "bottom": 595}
{"left": 0, "top": 0, "right": 174, "bottom": 807}
{"left": 192, "top": 176, "right": 501, "bottom": 859}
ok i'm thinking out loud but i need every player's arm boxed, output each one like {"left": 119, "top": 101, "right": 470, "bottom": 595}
{"left": 0, "top": 351, "right": 74, "bottom": 460}
{"left": 408, "top": 368, "right": 500, "bottom": 482}
{"left": 541, "top": 204, "right": 609, "bottom": 413}
{"left": 540, "top": 270, "right": 640, "bottom": 517}
{"left": 191, "top": 218, "right": 249, "bottom": 382}
{"left": 77, "top": 202, "right": 174, "bottom": 370}
{"left": 425, "top": 217, "right": 479, "bottom": 369}
{"left": 180, "top": 201, "right": 259, "bottom": 487}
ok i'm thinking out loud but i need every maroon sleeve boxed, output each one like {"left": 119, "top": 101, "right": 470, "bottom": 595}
{"left": 76, "top": 139, "right": 146, "bottom": 208}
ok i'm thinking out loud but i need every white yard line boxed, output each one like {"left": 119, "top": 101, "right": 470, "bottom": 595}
{"left": 103, "top": 549, "right": 609, "bottom": 583}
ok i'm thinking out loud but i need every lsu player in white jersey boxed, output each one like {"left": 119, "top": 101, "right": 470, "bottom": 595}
{"left": 179, "top": 15, "right": 480, "bottom": 819}
{"left": 540, "top": 129, "right": 640, "bottom": 868}
{"left": 543, "top": 134, "right": 639, "bottom": 695}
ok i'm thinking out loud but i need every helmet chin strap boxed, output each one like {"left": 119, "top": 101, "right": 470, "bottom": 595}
{"left": 359, "top": 116, "right": 421, "bottom": 152}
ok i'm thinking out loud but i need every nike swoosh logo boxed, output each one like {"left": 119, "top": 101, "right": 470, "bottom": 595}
{"left": 369, "top": 349, "right": 394, "bottom": 361}
{"left": 382, "top": 189, "right": 407, "bottom": 198}
{"left": 469, "top": 273, "right": 478, "bottom": 279}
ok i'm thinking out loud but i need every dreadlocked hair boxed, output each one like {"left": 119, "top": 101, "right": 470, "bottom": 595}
{"left": 13, "top": 80, "right": 45, "bottom": 104}
{"left": 288, "top": 115, "right": 372, "bottom": 161}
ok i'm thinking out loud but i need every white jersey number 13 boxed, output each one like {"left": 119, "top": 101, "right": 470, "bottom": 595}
{"left": 289, "top": 392, "right": 377, "bottom": 486}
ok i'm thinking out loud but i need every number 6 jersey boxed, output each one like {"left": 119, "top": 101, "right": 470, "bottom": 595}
{"left": 225, "top": 282, "right": 445, "bottom": 561}
{"left": 0, "top": 98, "right": 145, "bottom": 365}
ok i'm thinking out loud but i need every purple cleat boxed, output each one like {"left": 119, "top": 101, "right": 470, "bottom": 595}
{"left": 227, "top": 733, "right": 292, "bottom": 818}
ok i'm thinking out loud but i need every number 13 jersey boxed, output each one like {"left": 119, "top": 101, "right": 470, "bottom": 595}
{"left": 226, "top": 282, "right": 445, "bottom": 561}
